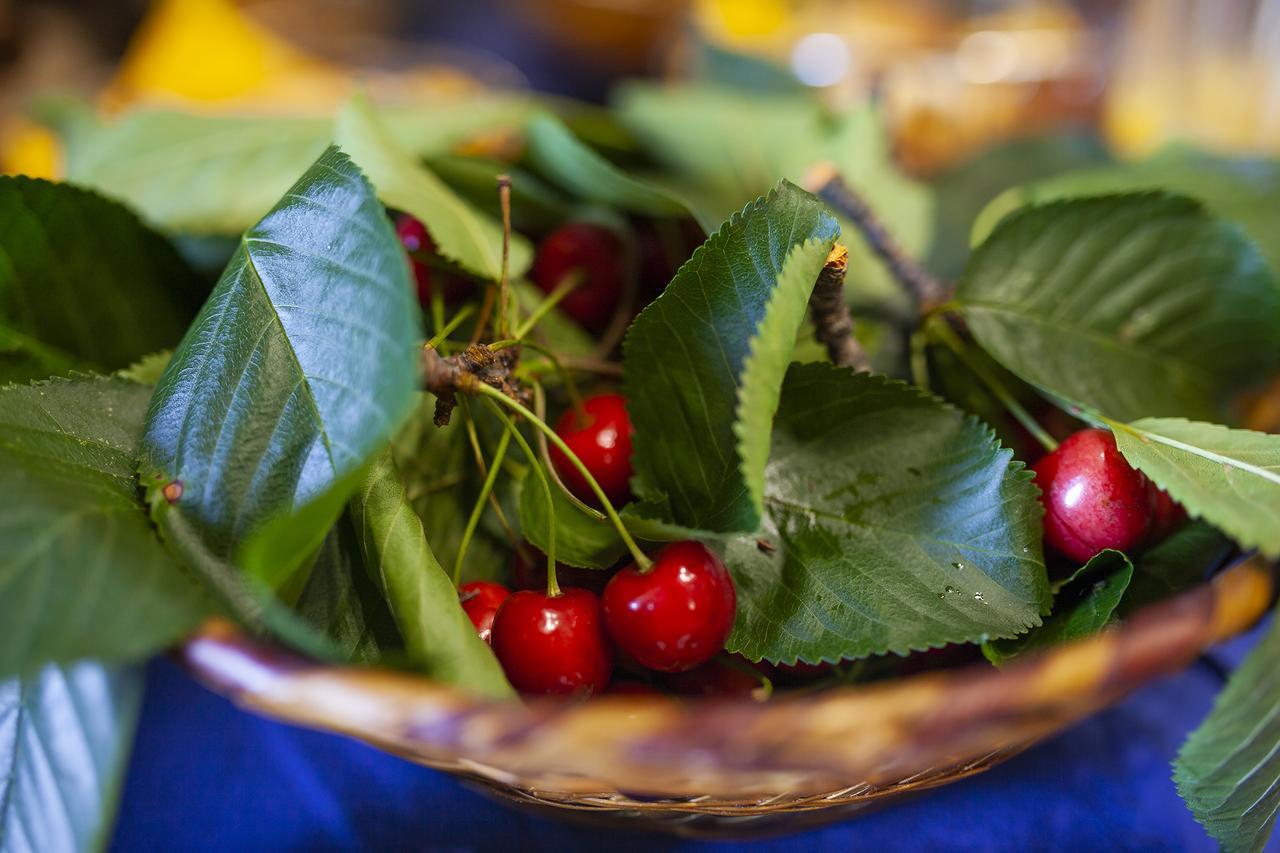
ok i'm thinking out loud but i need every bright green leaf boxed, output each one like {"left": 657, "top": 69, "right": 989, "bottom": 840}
{"left": 983, "top": 550, "right": 1132, "bottom": 665}
{"left": 0, "top": 662, "right": 143, "bottom": 853}
{"left": 348, "top": 453, "right": 512, "bottom": 697}
{"left": 1111, "top": 419, "right": 1280, "bottom": 557}
{"left": 524, "top": 113, "right": 686, "bottom": 217}
{"left": 0, "top": 177, "right": 202, "bottom": 379}
{"left": 335, "top": 93, "right": 532, "bottom": 281}
{"left": 138, "top": 147, "right": 422, "bottom": 582}
{"left": 1175, "top": 608, "right": 1280, "bottom": 853}
{"left": 58, "top": 98, "right": 531, "bottom": 235}
{"left": 429, "top": 155, "right": 572, "bottom": 234}
{"left": 623, "top": 181, "right": 838, "bottom": 534}
{"left": 0, "top": 377, "right": 208, "bottom": 677}
{"left": 957, "top": 193, "right": 1280, "bottom": 422}
{"left": 726, "top": 364, "right": 1049, "bottom": 665}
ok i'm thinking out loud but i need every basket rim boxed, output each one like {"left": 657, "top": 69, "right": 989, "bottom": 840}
{"left": 175, "top": 552, "right": 1275, "bottom": 801}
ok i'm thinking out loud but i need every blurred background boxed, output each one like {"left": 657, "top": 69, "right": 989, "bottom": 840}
{"left": 3, "top": 0, "right": 1280, "bottom": 180}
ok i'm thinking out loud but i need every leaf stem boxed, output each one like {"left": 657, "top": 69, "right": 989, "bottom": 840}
{"left": 424, "top": 304, "right": 475, "bottom": 351}
{"left": 930, "top": 318, "right": 1059, "bottom": 453}
{"left": 452, "top": 425, "right": 512, "bottom": 586}
{"left": 484, "top": 400, "right": 560, "bottom": 595}
{"left": 513, "top": 272, "right": 582, "bottom": 340}
{"left": 473, "top": 382, "right": 651, "bottom": 570}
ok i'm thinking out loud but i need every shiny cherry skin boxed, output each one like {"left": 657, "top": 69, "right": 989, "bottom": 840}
{"left": 530, "top": 223, "right": 624, "bottom": 332}
{"left": 1032, "top": 429, "right": 1155, "bottom": 563}
{"left": 602, "top": 541, "right": 737, "bottom": 673}
{"left": 550, "top": 394, "right": 634, "bottom": 508}
{"left": 458, "top": 580, "right": 510, "bottom": 644}
{"left": 395, "top": 214, "right": 467, "bottom": 305}
{"left": 510, "top": 547, "right": 613, "bottom": 595}
{"left": 489, "top": 588, "right": 612, "bottom": 696}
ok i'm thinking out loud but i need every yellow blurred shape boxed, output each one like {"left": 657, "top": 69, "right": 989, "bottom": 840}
{"left": 104, "top": 0, "right": 347, "bottom": 111}
{"left": 2, "top": 122, "right": 61, "bottom": 180}
{"left": 696, "top": 0, "right": 789, "bottom": 41}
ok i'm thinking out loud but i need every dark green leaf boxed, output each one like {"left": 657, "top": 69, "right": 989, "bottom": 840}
{"left": 983, "top": 550, "right": 1132, "bottom": 665}
{"left": 429, "top": 155, "right": 571, "bottom": 234}
{"left": 138, "top": 146, "right": 422, "bottom": 583}
{"left": 0, "top": 662, "right": 143, "bottom": 853}
{"left": 58, "top": 98, "right": 532, "bottom": 235}
{"left": 524, "top": 113, "right": 686, "bottom": 217}
{"left": 726, "top": 364, "right": 1049, "bottom": 665}
{"left": 1111, "top": 419, "right": 1280, "bottom": 557}
{"left": 1175, "top": 608, "right": 1280, "bottom": 852}
{"left": 613, "top": 84, "right": 932, "bottom": 301}
{"left": 347, "top": 453, "right": 512, "bottom": 697}
{"left": 1120, "top": 521, "right": 1232, "bottom": 615}
{"left": 335, "top": 94, "right": 532, "bottom": 281}
{"left": 0, "top": 177, "right": 201, "bottom": 378}
{"left": 623, "top": 181, "right": 838, "bottom": 533}
{"left": 956, "top": 193, "right": 1280, "bottom": 422}
{"left": 518, "top": 461, "right": 625, "bottom": 569}
{"left": 0, "top": 377, "right": 208, "bottom": 677}
{"left": 972, "top": 146, "right": 1280, "bottom": 276}
{"left": 293, "top": 512, "right": 403, "bottom": 666}
{"left": 926, "top": 133, "right": 1110, "bottom": 280}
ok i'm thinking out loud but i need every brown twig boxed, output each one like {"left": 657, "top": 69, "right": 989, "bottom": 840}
{"left": 496, "top": 174, "right": 513, "bottom": 338}
{"left": 804, "top": 163, "right": 947, "bottom": 313}
{"left": 807, "top": 243, "right": 869, "bottom": 370}
{"left": 422, "top": 343, "right": 525, "bottom": 426}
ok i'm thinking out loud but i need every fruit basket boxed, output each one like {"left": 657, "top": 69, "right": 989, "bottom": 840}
{"left": 178, "top": 551, "right": 1273, "bottom": 836}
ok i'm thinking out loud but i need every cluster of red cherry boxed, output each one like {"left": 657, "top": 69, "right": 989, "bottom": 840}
{"left": 399, "top": 213, "right": 1188, "bottom": 698}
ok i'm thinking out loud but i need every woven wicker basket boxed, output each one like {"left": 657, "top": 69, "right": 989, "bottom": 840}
{"left": 178, "top": 549, "right": 1274, "bottom": 837}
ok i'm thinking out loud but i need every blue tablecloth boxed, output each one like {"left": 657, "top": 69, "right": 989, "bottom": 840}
{"left": 109, "top": 622, "right": 1276, "bottom": 852}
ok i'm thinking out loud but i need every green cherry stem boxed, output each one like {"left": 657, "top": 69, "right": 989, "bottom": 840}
{"left": 513, "top": 271, "right": 582, "bottom": 340}
{"left": 424, "top": 304, "right": 475, "bottom": 352}
{"left": 490, "top": 338, "right": 585, "bottom": 419}
{"left": 484, "top": 399, "right": 560, "bottom": 595}
{"left": 930, "top": 318, "right": 1059, "bottom": 453}
{"left": 430, "top": 290, "right": 447, "bottom": 349}
{"left": 474, "top": 382, "right": 652, "bottom": 571}
{"left": 458, "top": 397, "right": 520, "bottom": 546}
{"left": 452, "top": 424, "right": 512, "bottom": 586}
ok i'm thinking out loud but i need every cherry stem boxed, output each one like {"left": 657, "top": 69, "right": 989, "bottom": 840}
{"left": 452, "top": 424, "right": 512, "bottom": 586}
{"left": 484, "top": 399, "right": 560, "bottom": 595}
{"left": 458, "top": 398, "right": 521, "bottom": 547}
{"left": 497, "top": 175, "right": 513, "bottom": 339}
{"left": 531, "top": 380, "right": 606, "bottom": 521}
{"left": 718, "top": 655, "right": 774, "bottom": 702}
{"left": 931, "top": 318, "right": 1059, "bottom": 453}
{"left": 804, "top": 163, "right": 948, "bottom": 316}
{"left": 423, "top": 304, "right": 475, "bottom": 351}
{"left": 513, "top": 271, "right": 582, "bottom": 340}
{"left": 430, "top": 290, "right": 447, "bottom": 349}
{"left": 473, "top": 382, "right": 652, "bottom": 571}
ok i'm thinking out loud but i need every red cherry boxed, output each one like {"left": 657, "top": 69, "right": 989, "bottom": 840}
{"left": 664, "top": 655, "right": 771, "bottom": 698}
{"left": 550, "top": 394, "right": 634, "bottom": 508}
{"left": 458, "top": 580, "right": 509, "bottom": 644}
{"left": 395, "top": 214, "right": 468, "bottom": 306}
{"left": 509, "top": 547, "right": 614, "bottom": 595}
{"left": 489, "top": 588, "right": 612, "bottom": 696}
{"left": 531, "top": 223, "right": 624, "bottom": 332}
{"left": 1032, "top": 429, "right": 1155, "bottom": 563}
{"left": 1147, "top": 485, "right": 1188, "bottom": 544}
{"left": 602, "top": 541, "right": 737, "bottom": 673}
